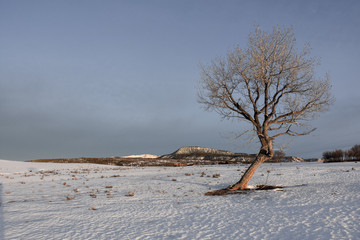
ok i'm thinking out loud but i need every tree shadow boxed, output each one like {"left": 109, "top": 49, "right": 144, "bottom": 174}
{"left": 204, "top": 184, "right": 309, "bottom": 196}
{"left": 205, "top": 185, "right": 284, "bottom": 196}
{"left": 0, "top": 183, "right": 4, "bottom": 240}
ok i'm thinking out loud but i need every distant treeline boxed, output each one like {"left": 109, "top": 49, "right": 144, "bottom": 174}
{"left": 322, "top": 144, "right": 360, "bottom": 162}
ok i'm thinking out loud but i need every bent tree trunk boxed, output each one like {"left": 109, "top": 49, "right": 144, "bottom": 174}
{"left": 227, "top": 153, "right": 270, "bottom": 190}
{"left": 205, "top": 151, "right": 271, "bottom": 195}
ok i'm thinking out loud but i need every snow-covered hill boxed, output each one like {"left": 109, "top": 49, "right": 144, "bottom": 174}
{"left": 121, "top": 154, "right": 159, "bottom": 159}
{"left": 171, "top": 146, "right": 236, "bottom": 156}
{"left": 160, "top": 146, "right": 256, "bottom": 163}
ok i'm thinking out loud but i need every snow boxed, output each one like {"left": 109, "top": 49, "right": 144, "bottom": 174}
{"left": 121, "top": 154, "right": 159, "bottom": 159}
{"left": 1, "top": 159, "right": 359, "bottom": 239}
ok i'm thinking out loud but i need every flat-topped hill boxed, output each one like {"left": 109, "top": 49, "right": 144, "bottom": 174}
{"left": 168, "top": 146, "right": 236, "bottom": 156}
{"left": 160, "top": 146, "right": 256, "bottom": 163}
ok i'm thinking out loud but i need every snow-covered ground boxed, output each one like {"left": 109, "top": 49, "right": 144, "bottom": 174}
{"left": 1, "top": 159, "right": 359, "bottom": 239}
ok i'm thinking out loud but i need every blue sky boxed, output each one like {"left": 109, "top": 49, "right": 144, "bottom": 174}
{"left": 1, "top": 0, "right": 360, "bottom": 160}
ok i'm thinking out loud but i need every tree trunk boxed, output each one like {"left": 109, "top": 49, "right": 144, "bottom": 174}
{"left": 227, "top": 153, "right": 270, "bottom": 190}
{"left": 205, "top": 138, "right": 273, "bottom": 195}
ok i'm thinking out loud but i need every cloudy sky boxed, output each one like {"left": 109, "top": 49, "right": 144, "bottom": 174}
{"left": 1, "top": 0, "right": 360, "bottom": 160}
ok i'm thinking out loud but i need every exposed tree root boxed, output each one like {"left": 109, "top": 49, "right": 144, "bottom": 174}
{"left": 205, "top": 185, "right": 283, "bottom": 196}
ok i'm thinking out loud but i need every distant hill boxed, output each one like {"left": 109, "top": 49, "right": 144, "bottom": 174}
{"left": 160, "top": 146, "right": 257, "bottom": 163}
{"left": 27, "top": 146, "right": 304, "bottom": 166}
{"left": 164, "top": 146, "right": 236, "bottom": 156}
{"left": 160, "top": 146, "right": 304, "bottom": 163}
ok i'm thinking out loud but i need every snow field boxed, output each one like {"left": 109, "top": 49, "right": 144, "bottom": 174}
{"left": 0, "top": 160, "right": 359, "bottom": 239}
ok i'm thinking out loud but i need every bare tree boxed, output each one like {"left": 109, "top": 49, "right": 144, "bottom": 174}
{"left": 344, "top": 144, "right": 360, "bottom": 161}
{"left": 349, "top": 144, "right": 360, "bottom": 160}
{"left": 199, "top": 26, "right": 333, "bottom": 193}
{"left": 272, "top": 150, "right": 286, "bottom": 162}
{"left": 322, "top": 151, "right": 333, "bottom": 161}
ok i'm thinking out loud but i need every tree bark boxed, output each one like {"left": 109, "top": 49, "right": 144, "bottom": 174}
{"left": 227, "top": 153, "right": 270, "bottom": 190}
